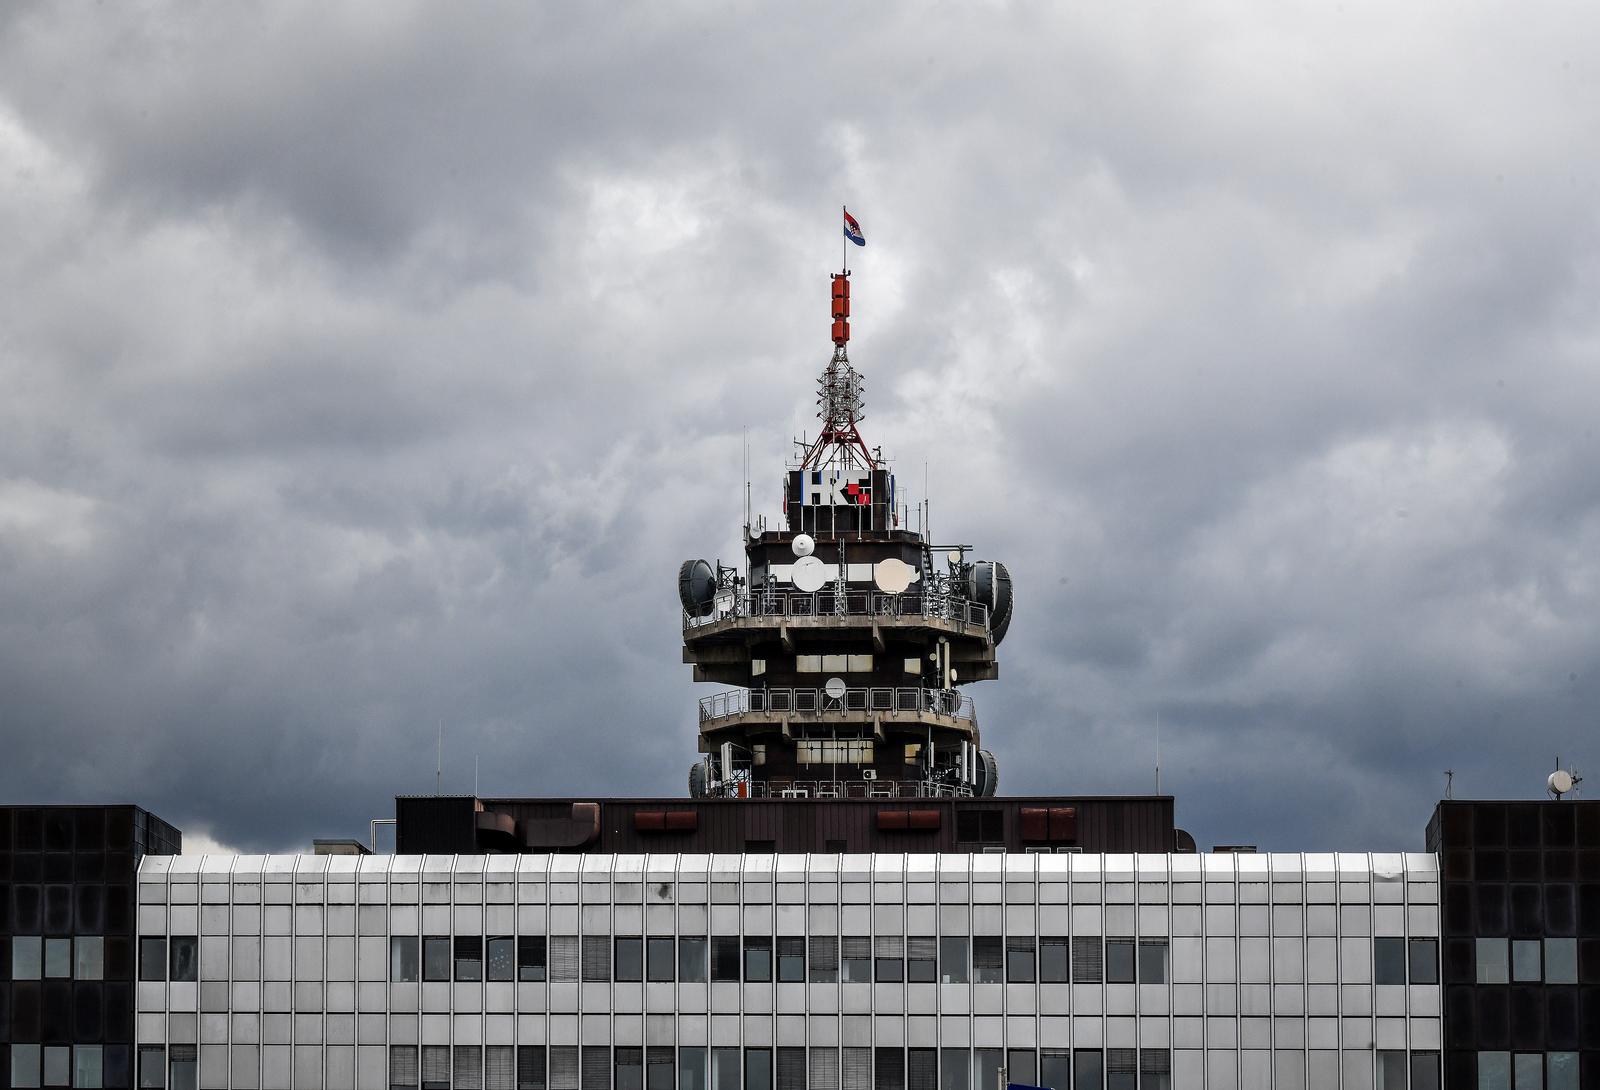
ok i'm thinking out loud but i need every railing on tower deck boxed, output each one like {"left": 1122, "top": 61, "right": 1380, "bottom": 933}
{"left": 683, "top": 590, "right": 990, "bottom": 632}
{"left": 704, "top": 778, "right": 976, "bottom": 800}
{"left": 699, "top": 687, "right": 976, "bottom": 724}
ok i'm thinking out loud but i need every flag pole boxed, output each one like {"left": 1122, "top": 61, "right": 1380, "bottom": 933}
{"left": 842, "top": 204, "right": 846, "bottom": 273}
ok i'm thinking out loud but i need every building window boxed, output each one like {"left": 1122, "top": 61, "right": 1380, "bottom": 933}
{"left": 777, "top": 937, "right": 806, "bottom": 982}
{"left": 808, "top": 936, "right": 838, "bottom": 983}
{"left": 391, "top": 937, "right": 420, "bottom": 982}
{"left": 518, "top": 936, "right": 547, "bottom": 982}
{"left": 1513, "top": 1053, "right": 1542, "bottom": 1090}
{"left": 455, "top": 936, "right": 484, "bottom": 982}
{"left": 1373, "top": 936, "right": 1407, "bottom": 984}
{"left": 139, "top": 938, "right": 166, "bottom": 982}
{"left": 456, "top": 1046, "right": 483, "bottom": 1090}
{"left": 76, "top": 936, "right": 104, "bottom": 981}
{"left": 75, "top": 1046, "right": 104, "bottom": 1090}
{"left": 1072, "top": 1051, "right": 1102, "bottom": 1090}
{"left": 581, "top": 936, "right": 610, "bottom": 982}
{"left": 390, "top": 1045, "right": 420, "bottom": 1090}
{"left": 679, "top": 1049, "right": 707, "bottom": 1090}
{"left": 797, "top": 739, "right": 875, "bottom": 765}
{"left": 40, "top": 1046, "right": 68, "bottom": 1089}
{"left": 874, "top": 936, "right": 904, "bottom": 983}
{"left": 1545, "top": 938, "right": 1577, "bottom": 984}
{"left": 907, "top": 937, "right": 937, "bottom": 983}
{"left": 744, "top": 937, "right": 773, "bottom": 982}
{"left": 44, "top": 937, "right": 71, "bottom": 979}
{"left": 168, "top": 937, "right": 197, "bottom": 982}
{"left": 13, "top": 935, "right": 42, "bottom": 980}
{"left": 746, "top": 1050, "right": 772, "bottom": 1090}
{"left": 487, "top": 1046, "right": 515, "bottom": 1090}
{"left": 518, "top": 1046, "right": 546, "bottom": 1090}
{"left": 1040, "top": 1051, "right": 1069, "bottom": 1090}
{"left": 972, "top": 937, "right": 1002, "bottom": 984}
{"left": 939, "top": 937, "right": 968, "bottom": 984}
{"left": 1039, "top": 937, "right": 1069, "bottom": 983}
{"left": 712, "top": 1049, "right": 740, "bottom": 1090}
{"left": 486, "top": 937, "right": 515, "bottom": 982}
{"left": 1137, "top": 1050, "right": 1169, "bottom": 1090}
{"left": 1478, "top": 1052, "right": 1510, "bottom": 1090}
{"left": 1547, "top": 1053, "right": 1578, "bottom": 1090}
{"left": 1475, "top": 938, "right": 1508, "bottom": 984}
{"left": 1408, "top": 938, "right": 1438, "bottom": 984}
{"left": 138, "top": 1047, "right": 165, "bottom": 1090}
{"left": 1137, "top": 939, "right": 1168, "bottom": 984}
{"left": 1510, "top": 940, "right": 1541, "bottom": 982}
{"left": 1105, "top": 939, "right": 1135, "bottom": 984}
{"left": 422, "top": 1046, "right": 451, "bottom": 1090}
{"left": 711, "top": 937, "right": 742, "bottom": 982}
{"left": 647, "top": 1048, "right": 673, "bottom": 1090}
{"left": 423, "top": 937, "right": 451, "bottom": 981}
{"left": 1072, "top": 938, "right": 1102, "bottom": 984}
{"left": 678, "top": 936, "right": 707, "bottom": 983}
{"left": 616, "top": 937, "right": 644, "bottom": 982}
{"left": 616, "top": 1049, "right": 644, "bottom": 1090}
{"left": 1006, "top": 1051, "right": 1036, "bottom": 1088}
{"left": 1410, "top": 1052, "right": 1441, "bottom": 1090}
{"left": 973, "top": 1051, "right": 1000, "bottom": 1090}
{"left": 167, "top": 1047, "right": 196, "bottom": 1090}
{"left": 955, "top": 810, "right": 1002, "bottom": 843}
{"left": 550, "top": 1047, "right": 577, "bottom": 1090}
{"left": 1376, "top": 1051, "right": 1406, "bottom": 1089}
{"left": 549, "top": 937, "right": 579, "bottom": 983}
{"left": 842, "top": 937, "right": 872, "bottom": 983}
{"left": 648, "top": 937, "right": 676, "bottom": 982}
{"left": 1005, "top": 938, "right": 1035, "bottom": 984}
{"left": 12, "top": 1044, "right": 42, "bottom": 1089}
{"left": 1106, "top": 1048, "right": 1136, "bottom": 1090}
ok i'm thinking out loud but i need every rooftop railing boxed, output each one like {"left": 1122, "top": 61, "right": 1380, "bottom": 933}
{"left": 699, "top": 686, "right": 975, "bottom": 724}
{"left": 684, "top": 590, "right": 989, "bottom": 632}
{"left": 705, "top": 778, "right": 976, "bottom": 800}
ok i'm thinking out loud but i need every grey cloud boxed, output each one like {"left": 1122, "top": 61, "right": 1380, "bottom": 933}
{"left": 2, "top": 3, "right": 1599, "bottom": 852}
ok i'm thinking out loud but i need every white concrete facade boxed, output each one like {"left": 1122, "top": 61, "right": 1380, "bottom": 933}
{"left": 131, "top": 852, "right": 1444, "bottom": 1090}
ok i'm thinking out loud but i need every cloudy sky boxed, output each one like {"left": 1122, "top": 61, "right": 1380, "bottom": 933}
{"left": 2, "top": 3, "right": 1598, "bottom": 854}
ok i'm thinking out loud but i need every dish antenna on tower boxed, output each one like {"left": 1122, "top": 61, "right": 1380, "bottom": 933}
{"left": 1547, "top": 759, "right": 1583, "bottom": 800}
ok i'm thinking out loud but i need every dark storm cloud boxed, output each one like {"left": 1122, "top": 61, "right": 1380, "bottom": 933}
{"left": 2, "top": 3, "right": 1599, "bottom": 852}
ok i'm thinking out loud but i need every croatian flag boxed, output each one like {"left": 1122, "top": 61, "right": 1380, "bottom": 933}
{"left": 843, "top": 208, "right": 866, "bottom": 246}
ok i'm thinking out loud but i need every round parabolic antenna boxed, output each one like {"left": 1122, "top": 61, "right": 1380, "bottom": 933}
{"left": 823, "top": 677, "right": 847, "bottom": 700}
{"left": 792, "top": 555, "right": 829, "bottom": 592}
{"left": 792, "top": 533, "right": 815, "bottom": 558}
{"left": 975, "top": 748, "right": 1000, "bottom": 797}
{"left": 1550, "top": 770, "right": 1574, "bottom": 795}
{"left": 873, "top": 557, "right": 914, "bottom": 594}
{"left": 688, "top": 762, "right": 709, "bottom": 799}
{"left": 968, "top": 560, "right": 1015, "bottom": 644}
{"left": 678, "top": 559, "right": 717, "bottom": 616}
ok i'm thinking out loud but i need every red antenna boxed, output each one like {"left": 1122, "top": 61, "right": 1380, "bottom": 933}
{"left": 803, "top": 268, "right": 876, "bottom": 471}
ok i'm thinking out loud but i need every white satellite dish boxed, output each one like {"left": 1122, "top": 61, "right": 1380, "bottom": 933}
{"left": 946, "top": 549, "right": 963, "bottom": 566}
{"left": 823, "top": 677, "right": 847, "bottom": 700}
{"left": 792, "top": 555, "right": 828, "bottom": 593}
{"left": 1549, "top": 770, "right": 1574, "bottom": 796}
{"left": 792, "top": 534, "right": 815, "bottom": 558}
{"left": 873, "top": 558, "right": 914, "bottom": 594}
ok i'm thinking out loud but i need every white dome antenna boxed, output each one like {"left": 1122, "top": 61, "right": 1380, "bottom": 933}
{"left": 1547, "top": 758, "right": 1583, "bottom": 800}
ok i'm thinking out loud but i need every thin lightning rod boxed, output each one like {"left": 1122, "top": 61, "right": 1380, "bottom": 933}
{"left": 436, "top": 720, "right": 442, "bottom": 796}
{"left": 1156, "top": 711, "right": 1162, "bottom": 795}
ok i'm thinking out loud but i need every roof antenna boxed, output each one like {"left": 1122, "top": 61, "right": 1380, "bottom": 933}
{"left": 436, "top": 719, "right": 443, "bottom": 796}
{"left": 1155, "top": 711, "right": 1162, "bottom": 795}
{"left": 1444, "top": 769, "right": 1453, "bottom": 800}
{"left": 475, "top": 754, "right": 480, "bottom": 798}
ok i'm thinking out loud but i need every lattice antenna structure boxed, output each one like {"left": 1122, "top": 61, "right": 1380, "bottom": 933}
{"left": 801, "top": 270, "right": 877, "bottom": 471}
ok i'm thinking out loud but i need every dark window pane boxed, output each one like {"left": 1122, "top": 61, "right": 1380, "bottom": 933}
{"left": 679, "top": 1049, "right": 706, "bottom": 1090}
{"left": 777, "top": 938, "right": 805, "bottom": 983}
{"left": 518, "top": 937, "right": 546, "bottom": 983}
{"left": 455, "top": 937, "right": 483, "bottom": 983}
{"left": 1005, "top": 938, "right": 1034, "bottom": 984}
{"left": 1138, "top": 940, "right": 1168, "bottom": 984}
{"left": 648, "top": 937, "right": 675, "bottom": 983}
{"left": 487, "top": 937, "right": 515, "bottom": 983}
{"left": 391, "top": 937, "right": 419, "bottom": 983}
{"left": 616, "top": 1049, "right": 643, "bottom": 1090}
{"left": 744, "top": 938, "right": 772, "bottom": 983}
{"left": 711, "top": 937, "right": 741, "bottom": 982}
{"left": 1105, "top": 939, "right": 1135, "bottom": 984}
{"left": 1072, "top": 938, "right": 1103, "bottom": 984}
{"left": 1373, "top": 937, "right": 1407, "bottom": 985}
{"left": 939, "top": 1050, "right": 969, "bottom": 1090}
{"left": 678, "top": 937, "right": 707, "bottom": 983}
{"left": 616, "top": 938, "right": 643, "bottom": 983}
{"left": 138, "top": 939, "right": 165, "bottom": 983}
{"left": 1006, "top": 1051, "right": 1036, "bottom": 1088}
{"left": 746, "top": 1050, "right": 772, "bottom": 1090}
{"left": 972, "top": 938, "right": 1002, "bottom": 984}
{"left": 1039, "top": 939, "right": 1068, "bottom": 984}
{"left": 712, "top": 1050, "right": 739, "bottom": 1090}
{"left": 1073, "top": 1051, "right": 1103, "bottom": 1090}
{"left": 167, "top": 938, "right": 196, "bottom": 983}
{"left": 648, "top": 1049, "right": 674, "bottom": 1090}
{"left": 423, "top": 937, "right": 451, "bottom": 982}
{"left": 138, "top": 1047, "right": 164, "bottom": 1090}
{"left": 1409, "top": 938, "right": 1438, "bottom": 985}
{"left": 939, "top": 938, "right": 967, "bottom": 984}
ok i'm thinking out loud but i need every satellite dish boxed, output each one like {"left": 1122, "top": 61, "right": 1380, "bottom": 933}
{"left": 967, "top": 560, "right": 1015, "bottom": 644}
{"left": 873, "top": 557, "right": 914, "bottom": 594}
{"left": 678, "top": 559, "right": 717, "bottom": 616}
{"left": 792, "top": 555, "right": 828, "bottom": 592}
{"left": 1549, "top": 770, "right": 1574, "bottom": 796}
{"left": 823, "top": 677, "right": 847, "bottom": 700}
{"left": 688, "top": 761, "right": 709, "bottom": 799}
{"left": 792, "top": 533, "right": 815, "bottom": 558}
{"left": 946, "top": 549, "right": 963, "bottom": 567}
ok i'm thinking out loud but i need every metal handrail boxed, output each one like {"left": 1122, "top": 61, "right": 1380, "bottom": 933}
{"left": 705, "top": 778, "right": 975, "bottom": 800}
{"left": 684, "top": 591, "right": 989, "bottom": 632}
{"left": 700, "top": 687, "right": 976, "bottom": 724}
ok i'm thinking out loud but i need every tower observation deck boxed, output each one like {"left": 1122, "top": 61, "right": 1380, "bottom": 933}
{"left": 679, "top": 262, "right": 1014, "bottom": 800}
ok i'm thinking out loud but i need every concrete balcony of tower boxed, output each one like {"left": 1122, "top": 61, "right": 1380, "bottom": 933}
{"left": 697, "top": 685, "right": 978, "bottom": 740}
{"left": 682, "top": 589, "right": 998, "bottom": 685}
